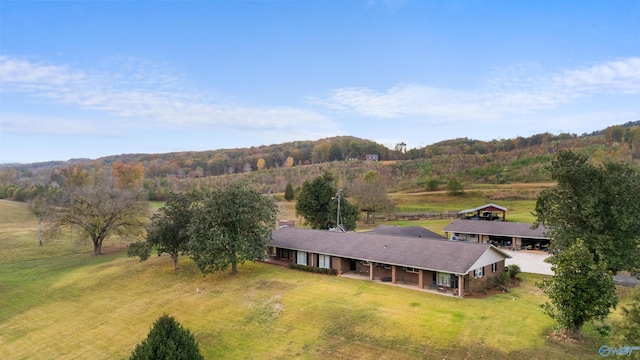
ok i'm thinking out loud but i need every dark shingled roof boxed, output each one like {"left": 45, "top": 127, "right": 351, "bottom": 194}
{"left": 271, "top": 227, "right": 511, "bottom": 275}
{"left": 443, "top": 219, "right": 550, "bottom": 239}
{"left": 366, "top": 225, "right": 446, "bottom": 240}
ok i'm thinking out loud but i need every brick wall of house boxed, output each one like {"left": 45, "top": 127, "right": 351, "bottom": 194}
{"left": 332, "top": 257, "right": 351, "bottom": 274}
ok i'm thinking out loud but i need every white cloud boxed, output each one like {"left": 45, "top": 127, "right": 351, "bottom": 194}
{"left": 0, "top": 55, "right": 337, "bottom": 135}
{"left": 1, "top": 113, "right": 122, "bottom": 136}
{"left": 317, "top": 57, "right": 640, "bottom": 121}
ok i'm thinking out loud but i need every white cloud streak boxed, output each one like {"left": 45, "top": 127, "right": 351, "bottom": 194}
{"left": 0, "top": 56, "right": 337, "bottom": 135}
{"left": 317, "top": 57, "right": 640, "bottom": 120}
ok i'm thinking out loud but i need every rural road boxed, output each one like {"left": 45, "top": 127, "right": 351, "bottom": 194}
{"left": 504, "top": 249, "right": 639, "bottom": 287}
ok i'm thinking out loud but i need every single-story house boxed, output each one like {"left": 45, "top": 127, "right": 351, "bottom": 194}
{"left": 458, "top": 203, "right": 507, "bottom": 221}
{"left": 443, "top": 219, "right": 551, "bottom": 250}
{"left": 268, "top": 227, "right": 511, "bottom": 297}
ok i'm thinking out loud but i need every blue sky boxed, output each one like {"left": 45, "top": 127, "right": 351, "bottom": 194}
{"left": 1, "top": 1, "right": 639, "bottom": 163}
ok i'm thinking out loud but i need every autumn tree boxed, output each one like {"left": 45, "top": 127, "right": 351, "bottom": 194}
{"left": 256, "top": 158, "right": 266, "bottom": 171}
{"left": 284, "top": 156, "right": 294, "bottom": 168}
{"left": 537, "top": 241, "right": 617, "bottom": 339}
{"left": 350, "top": 171, "right": 394, "bottom": 223}
{"left": 187, "top": 182, "right": 277, "bottom": 275}
{"left": 128, "top": 191, "right": 198, "bottom": 269}
{"left": 130, "top": 314, "right": 204, "bottom": 360}
{"left": 50, "top": 170, "right": 149, "bottom": 255}
{"left": 61, "top": 164, "right": 92, "bottom": 187}
{"left": 112, "top": 162, "right": 145, "bottom": 189}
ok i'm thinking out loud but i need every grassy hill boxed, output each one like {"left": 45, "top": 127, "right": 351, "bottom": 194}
{"left": 0, "top": 200, "right": 614, "bottom": 359}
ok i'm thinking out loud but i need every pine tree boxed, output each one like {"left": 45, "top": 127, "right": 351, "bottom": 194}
{"left": 130, "top": 314, "right": 204, "bottom": 360}
{"left": 284, "top": 182, "right": 294, "bottom": 201}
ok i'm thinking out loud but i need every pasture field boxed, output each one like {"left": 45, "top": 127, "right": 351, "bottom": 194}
{"left": 0, "top": 199, "right": 609, "bottom": 359}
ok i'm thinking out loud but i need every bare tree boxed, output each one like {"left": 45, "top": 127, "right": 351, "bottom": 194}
{"left": 349, "top": 171, "right": 394, "bottom": 224}
{"left": 49, "top": 171, "right": 149, "bottom": 255}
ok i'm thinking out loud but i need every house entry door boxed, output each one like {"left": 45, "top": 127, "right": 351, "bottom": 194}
{"left": 349, "top": 260, "right": 357, "bottom": 271}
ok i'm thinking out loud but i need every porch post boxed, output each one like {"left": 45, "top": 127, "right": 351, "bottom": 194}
{"left": 369, "top": 262, "right": 374, "bottom": 280}
{"left": 392, "top": 265, "right": 397, "bottom": 284}
{"left": 458, "top": 275, "right": 464, "bottom": 298}
{"left": 418, "top": 270, "right": 424, "bottom": 289}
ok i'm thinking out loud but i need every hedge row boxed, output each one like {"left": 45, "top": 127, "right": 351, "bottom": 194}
{"left": 289, "top": 263, "right": 337, "bottom": 275}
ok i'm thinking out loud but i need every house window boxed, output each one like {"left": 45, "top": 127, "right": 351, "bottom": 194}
{"left": 491, "top": 263, "right": 497, "bottom": 273}
{"left": 360, "top": 260, "right": 371, "bottom": 266}
{"left": 382, "top": 264, "right": 392, "bottom": 270}
{"left": 474, "top": 267, "right": 484, "bottom": 278}
{"left": 318, "top": 254, "right": 331, "bottom": 269}
{"left": 437, "top": 272, "right": 451, "bottom": 287}
{"left": 403, "top": 267, "right": 419, "bottom": 274}
{"left": 297, "top": 251, "right": 308, "bottom": 266}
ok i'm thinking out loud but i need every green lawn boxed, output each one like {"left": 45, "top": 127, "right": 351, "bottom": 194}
{"left": 0, "top": 200, "right": 611, "bottom": 359}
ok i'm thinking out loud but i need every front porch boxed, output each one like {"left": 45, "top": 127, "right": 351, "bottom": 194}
{"left": 338, "top": 271, "right": 460, "bottom": 297}
{"left": 261, "top": 257, "right": 463, "bottom": 297}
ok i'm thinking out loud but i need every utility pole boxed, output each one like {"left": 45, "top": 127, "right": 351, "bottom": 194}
{"left": 333, "top": 189, "right": 343, "bottom": 232}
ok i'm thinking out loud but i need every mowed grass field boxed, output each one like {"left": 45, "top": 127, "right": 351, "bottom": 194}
{"left": 0, "top": 199, "right": 608, "bottom": 359}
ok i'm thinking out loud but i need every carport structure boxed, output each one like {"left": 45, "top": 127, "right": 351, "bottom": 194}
{"left": 443, "top": 219, "right": 551, "bottom": 251}
{"left": 458, "top": 203, "right": 507, "bottom": 221}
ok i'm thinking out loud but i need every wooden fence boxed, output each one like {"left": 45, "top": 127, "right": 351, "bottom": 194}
{"left": 372, "top": 211, "right": 460, "bottom": 222}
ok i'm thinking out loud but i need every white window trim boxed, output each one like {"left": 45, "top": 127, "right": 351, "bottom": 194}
{"left": 297, "top": 251, "right": 308, "bottom": 266}
{"left": 318, "top": 254, "right": 331, "bottom": 269}
{"left": 474, "top": 267, "right": 484, "bottom": 278}
{"left": 491, "top": 263, "right": 497, "bottom": 273}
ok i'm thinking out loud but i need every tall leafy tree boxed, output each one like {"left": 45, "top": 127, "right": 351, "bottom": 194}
{"left": 534, "top": 150, "right": 640, "bottom": 275}
{"left": 350, "top": 171, "right": 394, "bottom": 224}
{"left": 295, "top": 172, "right": 358, "bottom": 230}
{"left": 295, "top": 172, "right": 336, "bottom": 229}
{"left": 50, "top": 169, "right": 149, "bottom": 255}
{"left": 537, "top": 241, "right": 617, "bottom": 339}
{"left": 129, "top": 191, "right": 198, "bottom": 269}
{"left": 130, "top": 314, "right": 204, "bottom": 360}
{"left": 187, "top": 182, "right": 277, "bottom": 275}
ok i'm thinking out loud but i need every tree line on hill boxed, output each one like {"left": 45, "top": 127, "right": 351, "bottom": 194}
{"left": 1, "top": 122, "right": 640, "bottom": 203}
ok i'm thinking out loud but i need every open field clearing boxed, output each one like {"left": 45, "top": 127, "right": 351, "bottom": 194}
{"left": 0, "top": 199, "right": 612, "bottom": 359}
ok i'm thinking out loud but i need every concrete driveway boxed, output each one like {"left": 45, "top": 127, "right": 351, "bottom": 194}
{"left": 503, "top": 249, "right": 638, "bottom": 287}
{"left": 504, "top": 249, "right": 553, "bottom": 275}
